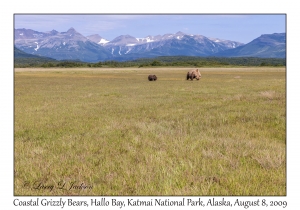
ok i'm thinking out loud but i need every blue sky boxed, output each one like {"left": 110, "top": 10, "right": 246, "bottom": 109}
{"left": 14, "top": 14, "right": 285, "bottom": 44}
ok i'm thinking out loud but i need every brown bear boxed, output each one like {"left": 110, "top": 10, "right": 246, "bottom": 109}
{"left": 148, "top": 75, "right": 157, "bottom": 81}
{"left": 187, "top": 69, "right": 201, "bottom": 80}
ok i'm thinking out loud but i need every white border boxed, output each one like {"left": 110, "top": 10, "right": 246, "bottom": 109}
{"left": 2, "top": 0, "right": 298, "bottom": 209}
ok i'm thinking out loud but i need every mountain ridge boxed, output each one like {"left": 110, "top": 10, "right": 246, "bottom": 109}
{"left": 213, "top": 33, "right": 286, "bottom": 58}
{"left": 14, "top": 28, "right": 286, "bottom": 62}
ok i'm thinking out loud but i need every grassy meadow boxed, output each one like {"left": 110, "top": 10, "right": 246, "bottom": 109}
{"left": 14, "top": 67, "right": 286, "bottom": 195}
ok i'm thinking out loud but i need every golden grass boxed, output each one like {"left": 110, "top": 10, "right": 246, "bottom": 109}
{"left": 14, "top": 67, "right": 286, "bottom": 196}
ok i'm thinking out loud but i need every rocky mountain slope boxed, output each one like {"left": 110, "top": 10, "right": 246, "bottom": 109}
{"left": 213, "top": 33, "right": 286, "bottom": 58}
{"left": 14, "top": 28, "right": 285, "bottom": 62}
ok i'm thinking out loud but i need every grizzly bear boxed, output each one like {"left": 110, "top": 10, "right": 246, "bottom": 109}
{"left": 148, "top": 75, "right": 157, "bottom": 81}
{"left": 187, "top": 69, "right": 201, "bottom": 80}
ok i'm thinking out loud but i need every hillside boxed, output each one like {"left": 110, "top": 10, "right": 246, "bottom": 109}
{"left": 14, "top": 46, "right": 56, "bottom": 66}
{"left": 214, "top": 33, "right": 286, "bottom": 58}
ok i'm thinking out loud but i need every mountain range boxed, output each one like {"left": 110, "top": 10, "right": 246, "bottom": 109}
{"left": 14, "top": 28, "right": 286, "bottom": 62}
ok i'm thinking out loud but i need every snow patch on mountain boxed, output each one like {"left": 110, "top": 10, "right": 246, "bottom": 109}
{"left": 136, "top": 37, "right": 155, "bottom": 43}
{"left": 99, "top": 38, "right": 109, "bottom": 44}
{"left": 125, "top": 48, "right": 132, "bottom": 54}
{"left": 126, "top": 44, "right": 136, "bottom": 46}
{"left": 34, "top": 42, "right": 39, "bottom": 51}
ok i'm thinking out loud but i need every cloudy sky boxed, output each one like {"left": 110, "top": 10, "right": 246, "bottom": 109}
{"left": 14, "top": 14, "right": 286, "bottom": 44}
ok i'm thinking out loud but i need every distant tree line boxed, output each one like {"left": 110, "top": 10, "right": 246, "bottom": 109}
{"left": 14, "top": 56, "right": 286, "bottom": 68}
{"left": 136, "top": 56, "right": 285, "bottom": 67}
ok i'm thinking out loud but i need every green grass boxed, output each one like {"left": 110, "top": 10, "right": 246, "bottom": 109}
{"left": 14, "top": 67, "right": 286, "bottom": 195}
